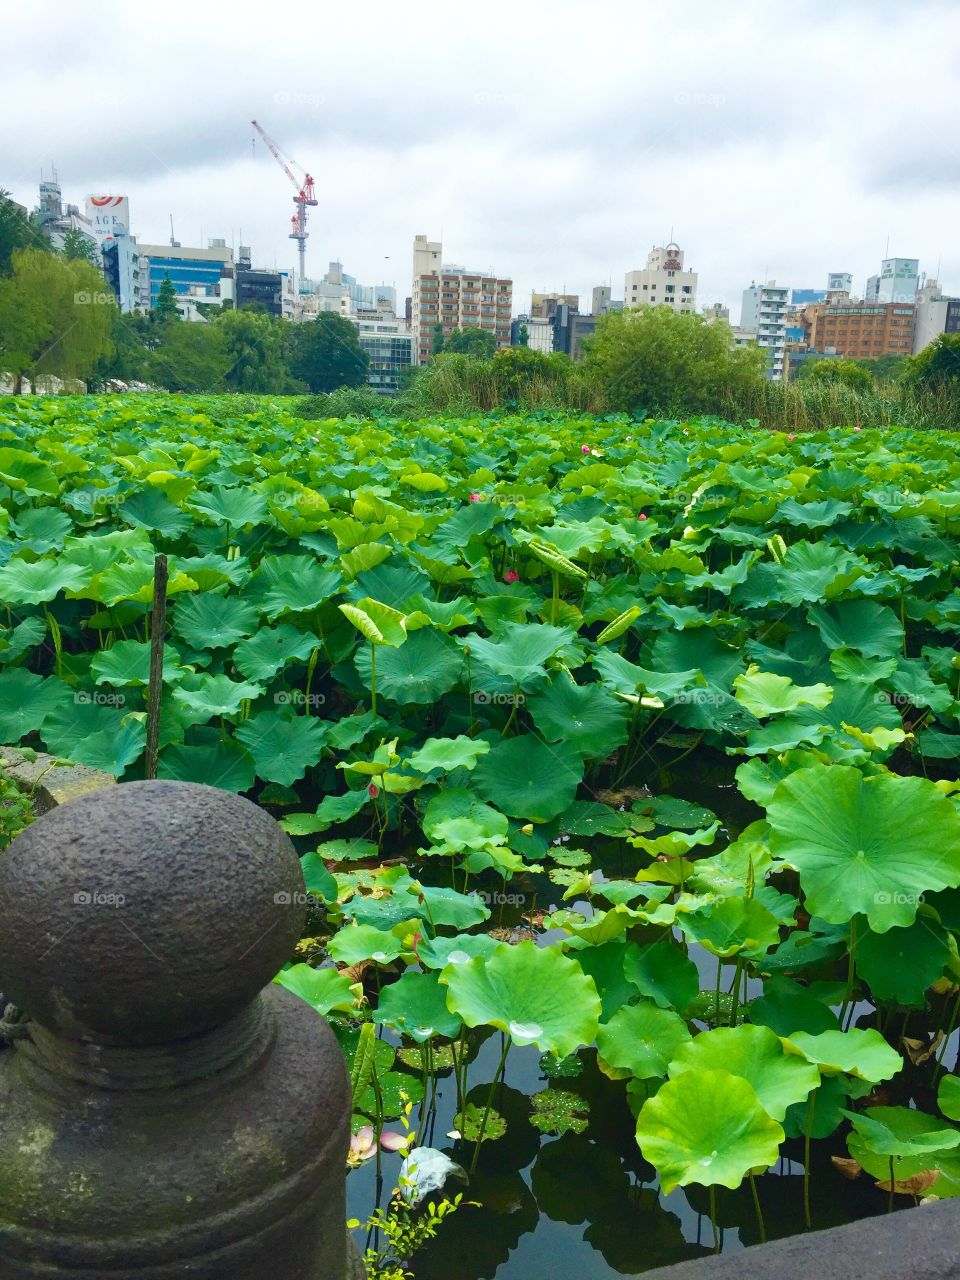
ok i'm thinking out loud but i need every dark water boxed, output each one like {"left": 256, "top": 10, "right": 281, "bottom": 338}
{"left": 337, "top": 745, "right": 952, "bottom": 1275}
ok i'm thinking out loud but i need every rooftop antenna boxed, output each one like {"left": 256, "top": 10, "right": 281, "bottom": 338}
{"left": 885, "top": 234, "right": 890, "bottom": 258}
{"left": 169, "top": 214, "right": 176, "bottom": 247}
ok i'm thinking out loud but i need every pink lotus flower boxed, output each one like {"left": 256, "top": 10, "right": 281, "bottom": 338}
{"left": 581, "top": 444, "right": 591, "bottom": 454}
{"left": 854, "top": 426, "right": 862, "bottom": 432}
{"left": 637, "top": 512, "right": 648, "bottom": 520}
{"left": 310, "top": 436, "right": 319, "bottom": 444}
{"left": 379, "top": 1131, "right": 409, "bottom": 1153}
{"left": 787, "top": 433, "right": 795, "bottom": 441}
{"left": 368, "top": 783, "right": 379, "bottom": 798}
{"left": 504, "top": 569, "right": 519, "bottom": 583}
{"left": 348, "top": 1127, "right": 377, "bottom": 1166}
{"left": 469, "top": 492, "right": 480, "bottom": 502}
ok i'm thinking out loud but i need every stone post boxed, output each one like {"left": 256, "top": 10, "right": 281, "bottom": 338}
{"left": 0, "top": 780, "right": 352, "bottom": 1279}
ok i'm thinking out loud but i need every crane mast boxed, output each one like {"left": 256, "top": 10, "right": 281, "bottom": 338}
{"left": 250, "top": 119, "right": 318, "bottom": 282}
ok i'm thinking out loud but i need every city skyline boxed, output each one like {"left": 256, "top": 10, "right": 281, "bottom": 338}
{"left": 3, "top": 0, "right": 958, "bottom": 325}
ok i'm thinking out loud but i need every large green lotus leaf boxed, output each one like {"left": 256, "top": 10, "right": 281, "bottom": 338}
{"left": 679, "top": 897, "right": 782, "bottom": 959}
{"left": 733, "top": 668, "right": 833, "bottom": 718}
{"left": 623, "top": 941, "right": 700, "bottom": 1012}
{"left": 90, "top": 639, "right": 181, "bottom": 687}
{"left": 775, "top": 498, "right": 853, "bottom": 528}
{"left": 374, "top": 971, "right": 463, "bottom": 1042}
{"left": 463, "top": 622, "right": 574, "bottom": 687}
{"left": 843, "top": 1107, "right": 960, "bottom": 1159}
{"left": 0, "top": 670, "right": 73, "bottom": 740}
{"left": 416, "top": 932, "right": 503, "bottom": 970}
{"left": 636, "top": 795, "right": 718, "bottom": 830}
{"left": 255, "top": 563, "right": 342, "bottom": 618}
{"left": 782, "top": 1076, "right": 850, "bottom": 1140}
{"left": 233, "top": 624, "right": 320, "bottom": 682}
{"left": 415, "top": 884, "right": 490, "bottom": 930}
{"left": 829, "top": 649, "right": 898, "bottom": 685}
{"left": 441, "top": 940, "right": 600, "bottom": 1057}
{"left": 595, "top": 1002, "right": 692, "bottom": 1081}
{"left": 281, "top": 787, "right": 369, "bottom": 835}
{"left": 176, "top": 553, "right": 251, "bottom": 591}
{"left": 86, "top": 559, "right": 198, "bottom": 606}
{"left": 846, "top": 1107, "right": 960, "bottom": 1197}
{"left": 120, "top": 489, "right": 192, "bottom": 538}
{"left": 66, "top": 719, "right": 145, "bottom": 775}
{"left": 576, "top": 940, "right": 645, "bottom": 1023}
{"left": 328, "top": 924, "right": 408, "bottom": 966}
{"left": 592, "top": 648, "right": 700, "bottom": 698}
{"left": 527, "top": 678, "right": 630, "bottom": 757}
{"left": 776, "top": 541, "right": 866, "bottom": 605}
{"left": 157, "top": 741, "right": 257, "bottom": 792}
{"left": 299, "top": 851, "right": 337, "bottom": 902}
{"left": 173, "top": 592, "right": 260, "bottom": 650}
{"left": 635, "top": 1069, "right": 784, "bottom": 1194}
{"left": 766, "top": 764, "right": 960, "bottom": 932}
{"left": 12, "top": 507, "right": 73, "bottom": 553}
{"left": 421, "top": 787, "right": 509, "bottom": 850}
{"left": 405, "top": 593, "right": 477, "bottom": 632}
{"left": 172, "top": 673, "right": 265, "bottom": 721}
{"left": 650, "top": 629, "right": 745, "bottom": 688}
{"left": 354, "top": 559, "right": 432, "bottom": 608}
{"left": 747, "top": 977, "right": 840, "bottom": 1037}
{"left": 668, "top": 1024, "right": 819, "bottom": 1121}
{"left": 558, "top": 800, "right": 641, "bottom": 838}
{"left": 0, "top": 616, "right": 46, "bottom": 665}
{"left": 235, "top": 709, "right": 330, "bottom": 785}
{"left": 853, "top": 916, "right": 950, "bottom": 1007}
{"left": 0, "top": 557, "right": 87, "bottom": 604}
{"left": 939, "top": 1077, "right": 960, "bottom": 1123}
{"left": 0, "top": 448, "right": 58, "bottom": 495}
{"left": 808, "top": 599, "right": 904, "bottom": 660}
{"left": 189, "top": 486, "right": 268, "bottom": 529}
{"left": 406, "top": 735, "right": 490, "bottom": 774}
{"left": 339, "top": 596, "right": 408, "bottom": 647}
{"left": 784, "top": 1029, "right": 901, "bottom": 1082}
{"left": 39, "top": 696, "right": 123, "bottom": 755}
{"left": 357, "top": 1070, "right": 425, "bottom": 1121}
{"left": 274, "top": 964, "right": 356, "bottom": 1015}
{"left": 354, "top": 628, "right": 462, "bottom": 703}
{"left": 473, "top": 735, "right": 583, "bottom": 823}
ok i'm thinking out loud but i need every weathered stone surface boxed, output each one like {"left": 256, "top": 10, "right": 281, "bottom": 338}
{"left": 0, "top": 779, "right": 305, "bottom": 1044}
{"left": 0, "top": 745, "right": 115, "bottom": 815}
{"left": 0, "top": 780, "right": 351, "bottom": 1279}
{"left": 641, "top": 1197, "right": 960, "bottom": 1280}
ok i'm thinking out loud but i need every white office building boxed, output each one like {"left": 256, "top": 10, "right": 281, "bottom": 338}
{"left": 865, "top": 258, "right": 920, "bottom": 305}
{"left": 741, "top": 281, "right": 789, "bottom": 380}
{"left": 624, "top": 243, "right": 698, "bottom": 312}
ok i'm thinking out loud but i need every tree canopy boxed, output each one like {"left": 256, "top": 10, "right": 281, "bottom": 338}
{"left": 902, "top": 333, "right": 960, "bottom": 392}
{"left": 289, "top": 312, "right": 369, "bottom": 393}
{"left": 444, "top": 326, "right": 498, "bottom": 358}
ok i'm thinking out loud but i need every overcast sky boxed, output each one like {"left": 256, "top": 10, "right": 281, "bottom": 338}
{"left": 3, "top": 0, "right": 958, "bottom": 322}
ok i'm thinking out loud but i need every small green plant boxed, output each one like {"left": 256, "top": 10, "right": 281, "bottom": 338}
{"left": 352, "top": 1190, "right": 469, "bottom": 1280}
{"left": 0, "top": 763, "right": 32, "bottom": 850}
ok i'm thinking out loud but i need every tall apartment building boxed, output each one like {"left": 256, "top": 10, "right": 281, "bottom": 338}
{"left": 355, "top": 314, "right": 414, "bottom": 394}
{"left": 624, "top": 243, "right": 697, "bottom": 312}
{"left": 913, "top": 279, "right": 960, "bottom": 354}
{"left": 531, "top": 291, "right": 579, "bottom": 319}
{"left": 741, "top": 281, "right": 789, "bottom": 380}
{"left": 411, "top": 234, "right": 512, "bottom": 364}
{"left": 806, "top": 295, "right": 915, "bottom": 358}
{"left": 137, "top": 240, "right": 234, "bottom": 308}
{"left": 865, "top": 257, "right": 920, "bottom": 304}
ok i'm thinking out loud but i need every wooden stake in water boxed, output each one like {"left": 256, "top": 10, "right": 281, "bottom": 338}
{"left": 144, "top": 555, "right": 168, "bottom": 781}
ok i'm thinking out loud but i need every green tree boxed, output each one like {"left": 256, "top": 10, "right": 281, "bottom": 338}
{"left": 431, "top": 321, "right": 445, "bottom": 356}
{"left": 216, "top": 309, "right": 295, "bottom": 393}
{"left": 62, "top": 228, "right": 100, "bottom": 267}
{"left": 89, "top": 309, "right": 153, "bottom": 388}
{"left": 147, "top": 320, "right": 229, "bottom": 393}
{"left": 516, "top": 323, "right": 530, "bottom": 348}
{"left": 0, "top": 248, "right": 114, "bottom": 391}
{"left": 153, "top": 275, "right": 180, "bottom": 324}
{"left": 804, "top": 358, "right": 873, "bottom": 393}
{"left": 853, "top": 354, "right": 908, "bottom": 382}
{"left": 289, "top": 313, "right": 369, "bottom": 393}
{"left": 583, "top": 306, "right": 767, "bottom": 414}
{"left": 0, "top": 191, "right": 47, "bottom": 277}
{"left": 445, "top": 326, "right": 497, "bottom": 358}
{"left": 901, "top": 333, "right": 960, "bottom": 392}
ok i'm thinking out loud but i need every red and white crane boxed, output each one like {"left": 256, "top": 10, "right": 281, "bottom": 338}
{"left": 251, "top": 120, "right": 318, "bottom": 282}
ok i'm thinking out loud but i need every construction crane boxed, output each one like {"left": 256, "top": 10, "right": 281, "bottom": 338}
{"left": 250, "top": 120, "right": 318, "bottom": 282}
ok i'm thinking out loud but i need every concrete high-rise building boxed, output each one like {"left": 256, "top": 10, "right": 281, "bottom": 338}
{"left": 741, "top": 281, "right": 789, "bottom": 380}
{"left": 806, "top": 297, "right": 915, "bottom": 359}
{"left": 624, "top": 243, "right": 697, "bottom": 312}
{"left": 137, "top": 240, "right": 234, "bottom": 309}
{"left": 35, "top": 176, "right": 99, "bottom": 257}
{"left": 592, "top": 285, "right": 612, "bottom": 315}
{"left": 702, "top": 302, "right": 730, "bottom": 323}
{"left": 827, "top": 272, "right": 853, "bottom": 293}
{"left": 531, "top": 291, "right": 579, "bottom": 319}
{"left": 911, "top": 279, "right": 960, "bottom": 354}
{"left": 410, "top": 234, "right": 512, "bottom": 364}
{"left": 865, "top": 257, "right": 920, "bottom": 305}
{"left": 355, "top": 315, "right": 414, "bottom": 395}
{"left": 511, "top": 315, "right": 554, "bottom": 352}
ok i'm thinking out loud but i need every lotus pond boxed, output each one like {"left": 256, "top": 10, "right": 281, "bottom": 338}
{"left": 2, "top": 394, "right": 960, "bottom": 1275}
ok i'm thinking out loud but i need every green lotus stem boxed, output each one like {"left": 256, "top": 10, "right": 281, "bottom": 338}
{"left": 714, "top": 958, "right": 723, "bottom": 1028}
{"left": 838, "top": 917, "right": 858, "bottom": 1025}
{"left": 465, "top": 649, "right": 475, "bottom": 734}
{"left": 502, "top": 690, "right": 521, "bottom": 736}
{"left": 551, "top": 568, "right": 559, "bottom": 625}
{"left": 708, "top": 1184, "right": 719, "bottom": 1253}
{"left": 803, "top": 1089, "right": 817, "bottom": 1228}
{"left": 730, "top": 957, "right": 745, "bottom": 1027}
{"left": 369, "top": 642, "right": 377, "bottom": 717}
{"left": 469, "top": 1038, "right": 509, "bottom": 1175}
{"left": 750, "top": 1174, "right": 766, "bottom": 1244}
{"left": 304, "top": 647, "right": 319, "bottom": 714}
{"left": 888, "top": 1156, "right": 895, "bottom": 1213}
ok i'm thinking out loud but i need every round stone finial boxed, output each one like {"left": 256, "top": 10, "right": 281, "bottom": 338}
{"left": 0, "top": 780, "right": 306, "bottom": 1045}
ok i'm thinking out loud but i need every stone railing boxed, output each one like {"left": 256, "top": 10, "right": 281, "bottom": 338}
{"left": 0, "top": 779, "right": 358, "bottom": 1279}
